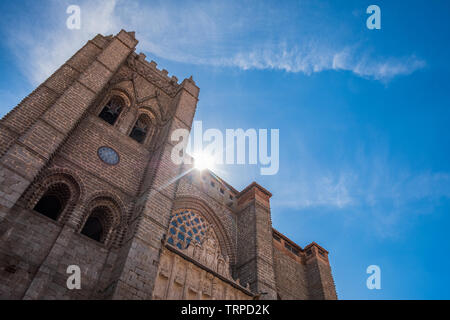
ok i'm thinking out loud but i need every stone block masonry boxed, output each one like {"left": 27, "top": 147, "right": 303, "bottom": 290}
{"left": 0, "top": 30, "right": 337, "bottom": 300}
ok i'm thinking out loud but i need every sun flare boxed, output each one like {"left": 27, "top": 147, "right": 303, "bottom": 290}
{"left": 193, "top": 152, "right": 215, "bottom": 171}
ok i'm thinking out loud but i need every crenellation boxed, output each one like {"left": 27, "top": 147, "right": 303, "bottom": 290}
{"left": 126, "top": 51, "right": 183, "bottom": 96}
{"left": 0, "top": 30, "right": 337, "bottom": 301}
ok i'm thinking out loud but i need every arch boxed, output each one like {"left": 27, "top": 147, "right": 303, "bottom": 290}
{"left": 33, "top": 183, "right": 70, "bottom": 220}
{"left": 81, "top": 206, "right": 113, "bottom": 243}
{"left": 136, "top": 103, "right": 166, "bottom": 127}
{"left": 129, "top": 113, "right": 154, "bottom": 144}
{"left": 78, "top": 192, "right": 124, "bottom": 246}
{"left": 108, "top": 88, "right": 133, "bottom": 108}
{"left": 95, "top": 87, "right": 134, "bottom": 128}
{"left": 22, "top": 169, "right": 83, "bottom": 223}
{"left": 172, "top": 196, "right": 236, "bottom": 265}
{"left": 98, "top": 95, "right": 125, "bottom": 125}
{"left": 81, "top": 190, "right": 127, "bottom": 222}
{"left": 81, "top": 210, "right": 104, "bottom": 242}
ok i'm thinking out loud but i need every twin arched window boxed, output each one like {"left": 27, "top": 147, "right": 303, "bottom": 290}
{"left": 33, "top": 192, "right": 119, "bottom": 244}
{"left": 98, "top": 96, "right": 153, "bottom": 145}
{"left": 29, "top": 174, "right": 121, "bottom": 245}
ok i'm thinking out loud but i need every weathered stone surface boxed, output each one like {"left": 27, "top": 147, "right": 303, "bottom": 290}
{"left": 0, "top": 31, "right": 337, "bottom": 300}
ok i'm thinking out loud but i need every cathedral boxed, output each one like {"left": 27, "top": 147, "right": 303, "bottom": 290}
{"left": 0, "top": 30, "right": 337, "bottom": 300}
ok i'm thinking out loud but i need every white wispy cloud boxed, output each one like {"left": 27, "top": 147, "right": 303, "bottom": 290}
{"left": 7, "top": 0, "right": 121, "bottom": 85}
{"left": 332, "top": 49, "right": 426, "bottom": 81}
{"left": 4, "top": 0, "right": 426, "bottom": 85}
{"left": 269, "top": 141, "right": 450, "bottom": 238}
{"left": 208, "top": 46, "right": 426, "bottom": 81}
{"left": 272, "top": 151, "right": 450, "bottom": 212}
{"left": 273, "top": 172, "right": 355, "bottom": 209}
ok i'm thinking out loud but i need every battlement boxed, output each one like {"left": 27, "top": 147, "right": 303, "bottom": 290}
{"left": 133, "top": 51, "right": 181, "bottom": 85}
{"left": 272, "top": 228, "right": 330, "bottom": 264}
{"left": 90, "top": 30, "right": 198, "bottom": 98}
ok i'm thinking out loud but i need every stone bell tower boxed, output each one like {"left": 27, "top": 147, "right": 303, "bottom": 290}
{"left": 0, "top": 30, "right": 200, "bottom": 299}
{"left": 0, "top": 30, "right": 337, "bottom": 300}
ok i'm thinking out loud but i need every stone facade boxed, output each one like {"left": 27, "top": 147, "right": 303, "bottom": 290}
{"left": 0, "top": 30, "right": 337, "bottom": 300}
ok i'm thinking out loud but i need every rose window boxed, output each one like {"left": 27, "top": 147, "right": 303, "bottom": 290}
{"left": 167, "top": 210, "right": 210, "bottom": 250}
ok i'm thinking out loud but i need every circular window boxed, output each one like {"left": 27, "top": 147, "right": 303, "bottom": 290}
{"left": 97, "top": 146, "right": 119, "bottom": 165}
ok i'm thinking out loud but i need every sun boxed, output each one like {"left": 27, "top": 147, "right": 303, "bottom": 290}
{"left": 193, "top": 152, "right": 215, "bottom": 171}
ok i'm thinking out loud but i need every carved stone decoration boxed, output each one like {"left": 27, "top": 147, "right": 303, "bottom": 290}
{"left": 159, "top": 254, "right": 171, "bottom": 279}
{"left": 108, "top": 61, "right": 177, "bottom": 132}
{"left": 152, "top": 208, "right": 252, "bottom": 300}
{"left": 223, "top": 256, "right": 231, "bottom": 278}
{"left": 212, "top": 279, "right": 224, "bottom": 300}
{"left": 174, "top": 263, "right": 185, "bottom": 285}
{"left": 166, "top": 210, "right": 233, "bottom": 279}
{"left": 201, "top": 273, "right": 213, "bottom": 297}
{"left": 217, "top": 256, "right": 226, "bottom": 276}
{"left": 153, "top": 253, "right": 172, "bottom": 299}
{"left": 186, "top": 266, "right": 200, "bottom": 293}
{"left": 205, "top": 232, "right": 221, "bottom": 271}
{"left": 153, "top": 249, "right": 252, "bottom": 300}
{"left": 193, "top": 241, "right": 202, "bottom": 262}
{"left": 109, "top": 66, "right": 136, "bottom": 88}
{"left": 126, "top": 53, "right": 180, "bottom": 97}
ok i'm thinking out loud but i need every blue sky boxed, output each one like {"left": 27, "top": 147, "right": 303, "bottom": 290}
{"left": 1, "top": 0, "right": 449, "bottom": 299}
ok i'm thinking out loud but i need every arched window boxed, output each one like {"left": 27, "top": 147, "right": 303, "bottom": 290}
{"left": 98, "top": 97, "right": 123, "bottom": 125}
{"left": 129, "top": 114, "right": 150, "bottom": 143}
{"left": 33, "top": 183, "right": 71, "bottom": 220}
{"left": 81, "top": 206, "right": 111, "bottom": 243}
